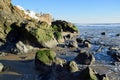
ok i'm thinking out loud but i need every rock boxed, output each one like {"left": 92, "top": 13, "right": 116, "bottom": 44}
{"left": 35, "top": 50, "right": 56, "bottom": 66}
{"left": 0, "top": 0, "right": 21, "bottom": 42}
{"left": 0, "top": 52, "right": 7, "bottom": 56}
{"left": 37, "top": 14, "right": 52, "bottom": 25}
{"left": 53, "top": 31, "right": 63, "bottom": 42}
{"left": 65, "top": 40, "right": 78, "bottom": 48}
{"left": 34, "top": 50, "right": 109, "bottom": 80}
{"left": 116, "top": 34, "right": 120, "bottom": 37}
{"left": 0, "top": 63, "right": 4, "bottom": 72}
{"left": 101, "top": 32, "right": 106, "bottom": 35}
{"left": 79, "top": 67, "right": 109, "bottom": 80}
{"left": 64, "top": 34, "right": 72, "bottom": 40}
{"left": 52, "top": 20, "right": 78, "bottom": 33}
{"left": 83, "top": 40, "right": 91, "bottom": 48}
{"left": 74, "top": 50, "right": 95, "bottom": 65}
{"left": 24, "top": 21, "right": 58, "bottom": 48}
{"left": 55, "top": 57, "right": 66, "bottom": 67}
{"left": 79, "top": 67, "right": 98, "bottom": 80}
{"left": 15, "top": 41, "right": 28, "bottom": 54}
{"left": 35, "top": 49, "right": 56, "bottom": 75}
{"left": 107, "top": 49, "right": 120, "bottom": 61}
{"left": 0, "top": 0, "right": 79, "bottom": 53}
{"left": 76, "top": 37, "right": 84, "bottom": 43}
{"left": 68, "top": 61, "right": 79, "bottom": 72}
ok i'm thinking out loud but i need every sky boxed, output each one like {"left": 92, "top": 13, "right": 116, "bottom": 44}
{"left": 12, "top": 0, "right": 120, "bottom": 24}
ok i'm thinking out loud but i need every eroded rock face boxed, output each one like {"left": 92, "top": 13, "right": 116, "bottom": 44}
{"left": 0, "top": 0, "right": 25, "bottom": 43}
{"left": 0, "top": 0, "right": 79, "bottom": 54}
{"left": 38, "top": 14, "right": 52, "bottom": 25}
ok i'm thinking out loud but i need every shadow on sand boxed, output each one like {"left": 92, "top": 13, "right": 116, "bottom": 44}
{"left": 0, "top": 59, "right": 40, "bottom": 80}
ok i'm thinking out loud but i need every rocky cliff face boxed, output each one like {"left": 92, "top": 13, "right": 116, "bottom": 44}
{"left": 0, "top": 0, "right": 78, "bottom": 54}
{"left": 0, "top": 0, "right": 25, "bottom": 43}
{"left": 37, "top": 14, "right": 52, "bottom": 25}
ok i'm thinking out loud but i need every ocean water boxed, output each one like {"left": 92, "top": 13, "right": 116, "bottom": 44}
{"left": 78, "top": 25, "right": 120, "bottom": 36}
{"left": 77, "top": 24, "right": 120, "bottom": 62}
{"left": 77, "top": 24, "right": 120, "bottom": 46}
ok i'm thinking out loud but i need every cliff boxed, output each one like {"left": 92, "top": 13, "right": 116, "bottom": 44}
{"left": 0, "top": 0, "right": 78, "bottom": 54}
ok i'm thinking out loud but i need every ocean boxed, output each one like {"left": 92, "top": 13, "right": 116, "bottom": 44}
{"left": 77, "top": 24, "right": 120, "bottom": 62}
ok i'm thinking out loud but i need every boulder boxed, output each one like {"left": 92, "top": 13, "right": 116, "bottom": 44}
{"left": 35, "top": 50, "right": 65, "bottom": 79}
{"left": 79, "top": 67, "right": 109, "bottom": 80}
{"left": 0, "top": 63, "right": 4, "bottom": 72}
{"left": 34, "top": 50, "right": 109, "bottom": 80}
{"left": 52, "top": 20, "right": 78, "bottom": 33}
{"left": 35, "top": 50, "right": 56, "bottom": 66}
{"left": 79, "top": 67, "right": 98, "bottom": 80}
{"left": 74, "top": 50, "right": 95, "bottom": 65}
{"left": 68, "top": 61, "right": 79, "bottom": 72}
{"left": 107, "top": 48, "right": 120, "bottom": 61}
{"left": 65, "top": 40, "right": 78, "bottom": 48}
{"left": 15, "top": 41, "right": 28, "bottom": 54}
{"left": 24, "top": 21, "right": 58, "bottom": 48}
{"left": 76, "top": 38, "right": 84, "bottom": 43}
{"left": 116, "top": 34, "right": 120, "bottom": 37}
{"left": 83, "top": 40, "right": 91, "bottom": 48}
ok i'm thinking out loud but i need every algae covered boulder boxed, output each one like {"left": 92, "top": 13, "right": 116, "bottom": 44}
{"left": 24, "top": 21, "right": 58, "bottom": 48}
{"left": 51, "top": 20, "right": 78, "bottom": 43}
{"left": 52, "top": 20, "right": 78, "bottom": 33}
{"left": 35, "top": 49, "right": 56, "bottom": 66}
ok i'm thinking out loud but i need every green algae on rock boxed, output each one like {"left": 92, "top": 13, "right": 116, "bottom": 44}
{"left": 24, "top": 21, "right": 58, "bottom": 48}
{"left": 35, "top": 50, "right": 56, "bottom": 65}
{"left": 52, "top": 20, "right": 78, "bottom": 33}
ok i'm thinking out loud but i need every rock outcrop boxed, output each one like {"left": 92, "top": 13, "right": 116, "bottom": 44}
{"left": 35, "top": 50, "right": 108, "bottom": 80}
{"left": 0, "top": 0, "right": 25, "bottom": 43}
{"left": 37, "top": 14, "right": 52, "bottom": 25}
{"left": 52, "top": 20, "right": 78, "bottom": 33}
{"left": 0, "top": 0, "right": 78, "bottom": 54}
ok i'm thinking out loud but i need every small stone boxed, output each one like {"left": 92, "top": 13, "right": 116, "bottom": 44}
{"left": 101, "top": 32, "right": 106, "bottom": 35}
{"left": 69, "top": 61, "right": 79, "bottom": 72}
{"left": 0, "top": 63, "right": 4, "bottom": 72}
{"left": 84, "top": 41, "right": 91, "bottom": 48}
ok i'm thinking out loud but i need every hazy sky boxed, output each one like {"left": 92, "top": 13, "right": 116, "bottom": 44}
{"left": 12, "top": 0, "right": 120, "bottom": 23}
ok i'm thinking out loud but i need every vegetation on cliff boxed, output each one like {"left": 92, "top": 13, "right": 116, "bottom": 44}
{"left": 0, "top": 0, "right": 78, "bottom": 52}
